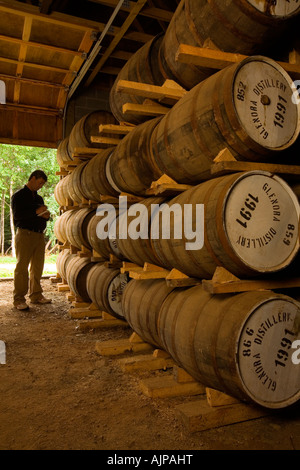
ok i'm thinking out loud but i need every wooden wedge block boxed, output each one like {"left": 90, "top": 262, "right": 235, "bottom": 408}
{"left": 78, "top": 317, "right": 128, "bottom": 331}
{"left": 95, "top": 338, "right": 153, "bottom": 356}
{"left": 118, "top": 352, "right": 174, "bottom": 373}
{"left": 206, "top": 388, "right": 241, "bottom": 407}
{"left": 139, "top": 375, "right": 206, "bottom": 398}
{"left": 175, "top": 398, "right": 268, "bottom": 433}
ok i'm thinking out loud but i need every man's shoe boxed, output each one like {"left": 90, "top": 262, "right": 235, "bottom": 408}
{"left": 15, "top": 302, "right": 29, "bottom": 311}
{"left": 31, "top": 297, "right": 52, "bottom": 305}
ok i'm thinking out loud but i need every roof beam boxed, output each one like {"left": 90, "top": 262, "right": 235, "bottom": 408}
{"left": 0, "top": 34, "right": 84, "bottom": 57}
{"left": 85, "top": 0, "right": 149, "bottom": 87}
{"left": 88, "top": 0, "right": 173, "bottom": 22}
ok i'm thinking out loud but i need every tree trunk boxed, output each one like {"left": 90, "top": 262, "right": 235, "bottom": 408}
{"left": 1, "top": 190, "right": 5, "bottom": 255}
{"left": 9, "top": 182, "right": 15, "bottom": 258}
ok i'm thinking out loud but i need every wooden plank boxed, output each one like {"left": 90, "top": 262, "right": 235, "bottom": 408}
{"left": 0, "top": 34, "right": 84, "bottom": 57}
{"left": 98, "top": 123, "right": 134, "bottom": 135}
{"left": 90, "top": 136, "right": 122, "bottom": 145}
{"left": 176, "top": 44, "right": 300, "bottom": 79}
{"left": 0, "top": 0, "right": 101, "bottom": 32}
{"left": 95, "top": 338, "right": 153, "bottom": 356}
{"left": 175, "top": 398, "right": 268, "bottom": 433}
{"left": 202, "top": 277, "right": 300, "bottom": 294}
{"left": 122, "top": 101, "right": 169, "bottom": 117}
{"left": 210, "top": 161, "right": 300, "bottom": 178}
{"left": 116, "top": 79, "right": 186, "bottom": 102}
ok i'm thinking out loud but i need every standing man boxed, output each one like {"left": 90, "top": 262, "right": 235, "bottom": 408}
{"left": 11, "top": 170, "right": 52, "bottom": 310}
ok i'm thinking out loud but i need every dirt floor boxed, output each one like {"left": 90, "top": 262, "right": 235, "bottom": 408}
{"left": 0, "top": 277, "right": 299, "bottom": 453}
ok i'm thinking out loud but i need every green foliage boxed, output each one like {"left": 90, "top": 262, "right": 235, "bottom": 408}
{"left": 0, "top": 144, "right": 60, "bottom": 251}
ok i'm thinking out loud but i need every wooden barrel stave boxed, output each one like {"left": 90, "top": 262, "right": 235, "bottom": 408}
{"left": 80, "top": 148, "right": 119, "bottom": 201}
{"left": 65, "top": 255, "right": 95, "bottom": 302}
{"left": 65, "top": 207, "right": 95, "bottom": 250}
{"left": 56, "top": 137, "right": 72, "bottom": 167}
{"left": 115, "top": 197, "right": 171, "bottom": 268}
{"left": 108, "top": 117, "right": 164, "bottom": 196}
{"left": 56, "top": 250, "right": 76, "bottom": 280}
{"left": 121, "top": 279, "right": 175, "bottom": 348}
{"left": 66, "top": 161, "right": 88, "bottom": 204}
{"left": 54, "top": 209, "right": 78, "bottom": 245}
{"left": 87, "top": 211, "right": 118, "bottom": 260}
{"left": 54, "top": 175, "right": 71, "bottom": 207}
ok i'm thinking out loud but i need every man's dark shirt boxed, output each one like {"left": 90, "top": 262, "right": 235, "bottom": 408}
{"left": 11, "top": 185, "right": 48, "bottom": 232}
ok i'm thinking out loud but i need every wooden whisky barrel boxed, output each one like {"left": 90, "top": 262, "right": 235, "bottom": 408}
{"left": 86, "top": 263, "right": 129, "bottom": 319}
{"left": 80, "top": 148, "right": 119, "bottom": 201}
{"left": 56, "top": 250, "right": 76, "bottom": 281}
{"left": 68, "top": 110, "right": 117, "bottom": 155}
{"left": 54, "top": 209, "right": 78, "bottom": 244}
{"left": 54, "top": 175, "right": 71, "bottom": 206}
{"left": 150, "top": 171, "right": 300, "bottom": 278}
{"left": 67, "top": 161, "right": 88, "bottom": 204}
{"left": 56, "top": 137, "right": 72, "bottom": 167}
{"left": 157, "top": 284, "right": 300, "bottom": 409}
{"left": 151, "top": 56, "right": 300, "bottom": 184}
{"left": 65, "top": 255, "right": 95, "bottom": 302}
{"left": 109, "top": 34, "right": 165, "bottom": 125}
{"left": 65, "top": 207, "right": 95, "bottom": 250}
{"left": 159, "top": 0, "right": 300, "bottom": 90}
{"left": 121, "top": 279, "right": 175, "bottom": 348}
{"left": 107, "top": 117, "right": 164, "bottom": 196}
{"left": 87, "top": 210, "right": 118, "bottom": 260}
{"left": 115, "top": 196, "right": 169, "bottom": 268}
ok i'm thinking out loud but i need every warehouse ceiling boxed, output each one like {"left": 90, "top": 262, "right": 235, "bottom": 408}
{"left": 0, "top": 0, "right": 178, "bottom": 148}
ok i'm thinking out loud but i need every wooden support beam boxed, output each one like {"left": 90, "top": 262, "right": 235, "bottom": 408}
{"left": 90, "top": 136, "right": 122, "bottom": 146}
{"left": 176, "top": 44, "right": 300, "bottom": 79}
{"left": 202, "top": 267, "right": 300, "bottom": 294}
{"left": 211, "top": 161, "right": 300, "bottom": 179}
{"left": 122, "top": 100, "right": 169, "bottom": 117}
{"left": 116, "top": 79, "right": 186, "bottom": 103}
{"left": 98, "top": 124, "right": 134, "bottom": 135}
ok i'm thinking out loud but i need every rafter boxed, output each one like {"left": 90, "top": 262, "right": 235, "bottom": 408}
{"left": 85, "top": 0, "right": 149, "bottom": 87}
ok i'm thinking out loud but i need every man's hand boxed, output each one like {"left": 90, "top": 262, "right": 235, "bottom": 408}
{"left": 39, "top": 210, "right": 51, "bottom": 219}
{"left": 36, "top": 205, "right": 47, "bottom": 215}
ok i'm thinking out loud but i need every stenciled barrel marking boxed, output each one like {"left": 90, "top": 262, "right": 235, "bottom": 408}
{"left": 238, "top": 297, "right": 300, "bottom": 408}
{"left": 224, "top": 172, "right": 300, "bottom": 272}
{"left": 233, "top": 59, "right": 300, "bottom": 149}
{"left": 107, "top": 273, "right": 129, "bottom": 318}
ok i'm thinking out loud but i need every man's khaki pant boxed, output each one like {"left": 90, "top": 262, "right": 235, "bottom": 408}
{"left": 13, "top": 228, "right": 45, "bottom": 305}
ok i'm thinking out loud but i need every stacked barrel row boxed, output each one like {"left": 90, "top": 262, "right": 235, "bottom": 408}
{"left": 56, "top": 250, "right": 129, "bottom": 321}
{"left": 109, "top": 0, "right": 300, "bottom": 125}
{"left": 53, "top": 0, "right": 300, "bottom": 411}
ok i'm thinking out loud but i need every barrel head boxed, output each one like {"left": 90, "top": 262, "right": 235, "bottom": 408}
{"left": 223, "top": 171, "right": 300, "bottom": 273}
{"left": 237, "top": 295, "right": 300, "bottom": 408}
{"left": 233, "top": 56, "right": 300, "bottom": 150}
